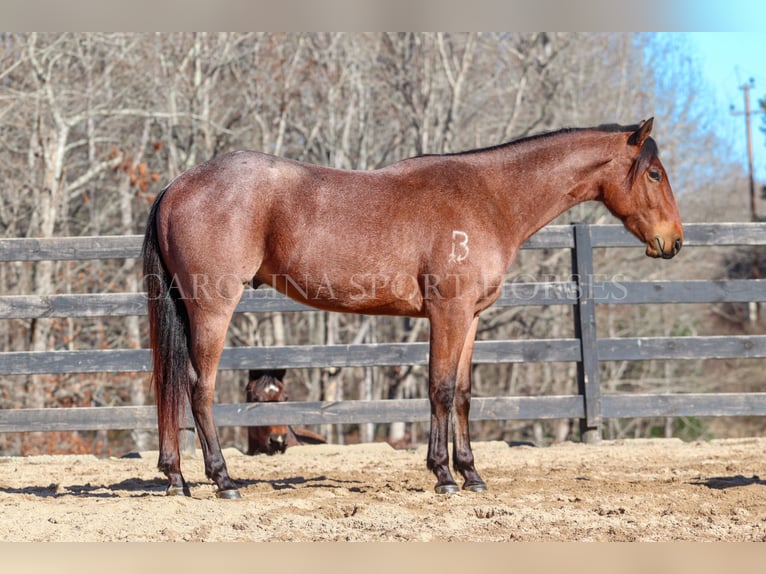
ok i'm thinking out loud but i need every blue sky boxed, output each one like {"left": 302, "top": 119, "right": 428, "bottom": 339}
{"left": 684, "top": 32, "right": 766, "bottom": 182}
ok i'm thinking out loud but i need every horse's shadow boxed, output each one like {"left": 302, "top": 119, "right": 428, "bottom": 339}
{"left": 0, "top": 474, "right": 364, "bottom": 498}
{"left": 689, "top": 475, "right": 766, "bottom": 490}
{"left": 0, "top": 477, "right": 167, "bottom": 499}
{"left": 237, "top": 474, "right": 365, "bottom": 492}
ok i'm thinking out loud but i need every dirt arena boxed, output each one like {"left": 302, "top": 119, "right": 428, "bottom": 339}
{"left": 2, "top": 437, "right": 766, "bottom": 542}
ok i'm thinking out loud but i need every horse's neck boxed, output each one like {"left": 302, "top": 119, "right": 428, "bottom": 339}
{"left": 482, "top": 134, "right": 612, "bottom": 245}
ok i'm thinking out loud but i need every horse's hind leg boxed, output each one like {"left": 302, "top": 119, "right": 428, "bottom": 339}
{"left": 452, "top": 315, "right": 487, "bottom": 492}
{"left": 159, "top": 413, "right": 189, "bottom": 496}
{"left": 186, "top": 289, "right": 244, "bottom": 499}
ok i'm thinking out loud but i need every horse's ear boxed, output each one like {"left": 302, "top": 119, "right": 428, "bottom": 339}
{"left": 627, "top": 117, "right": 654, "bottom": 147}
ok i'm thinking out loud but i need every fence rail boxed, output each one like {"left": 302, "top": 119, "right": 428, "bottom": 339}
{"left": 2, "top": 222, "right": 766, "bottom": 442}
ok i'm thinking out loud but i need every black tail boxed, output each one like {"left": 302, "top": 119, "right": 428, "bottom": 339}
{"left": 142, "top": 187, "right": 194, "bottom": 467}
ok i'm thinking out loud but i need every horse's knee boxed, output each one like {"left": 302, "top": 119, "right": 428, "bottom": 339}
{"left": 429, "top": 375, "right": 456, "bottom": 407}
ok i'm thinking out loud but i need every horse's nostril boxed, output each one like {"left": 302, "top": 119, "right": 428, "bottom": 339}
{"left": 674, "top": 238, "right": 682, "bottom": 254}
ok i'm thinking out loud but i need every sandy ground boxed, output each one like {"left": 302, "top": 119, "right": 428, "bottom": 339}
{"left": 1, "top": 437, "right": 766, "bottom": 542}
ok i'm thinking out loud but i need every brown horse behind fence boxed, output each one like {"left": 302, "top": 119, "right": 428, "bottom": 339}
{"left": 245, "top": 369, "right": 288, "bottom": 456}
{"left": 245, "top": 369, "right": 326, "bottom": 455}
{"left": 143, "top": 118, "right": 682, "bottom": 498}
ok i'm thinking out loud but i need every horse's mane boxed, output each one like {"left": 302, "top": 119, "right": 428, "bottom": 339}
{"left": 435, "top": 122, "right": 644, "bottom": 158}
{"left": 420, "top": 122, "right": 657, "bottom": 186}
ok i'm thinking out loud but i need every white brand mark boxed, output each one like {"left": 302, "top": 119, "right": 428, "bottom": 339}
{"left": 449, "top": 230, "right": 469, "bottom": 263}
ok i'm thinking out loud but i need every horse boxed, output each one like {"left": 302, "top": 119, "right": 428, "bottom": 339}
{"left": 245, "top": 369, "right": 327, "bottom": 455}
{"left": 245, "top": 369, "right": 289, "bottom": 455}
{"left": 142, "top": 118, "right": 683, "bottom": 498}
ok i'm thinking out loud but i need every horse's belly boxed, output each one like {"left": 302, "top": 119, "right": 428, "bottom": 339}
{"left": 265, "top": 270, "right": 426, "bottom": 317}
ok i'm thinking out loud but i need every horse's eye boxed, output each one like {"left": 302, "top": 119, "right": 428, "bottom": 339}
{"left": 648, "top": 169, "right": 662, "bottom": 182}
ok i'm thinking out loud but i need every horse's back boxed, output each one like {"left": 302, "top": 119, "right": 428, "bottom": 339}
{"left": 160, "top": 149, "right": 476, "bottom": 226}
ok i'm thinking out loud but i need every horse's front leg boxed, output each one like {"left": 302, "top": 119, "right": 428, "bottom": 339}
{"left": 452, "top": 315, "right": 487, "bottom": 491}
{"left": 427, "top": 378, "right": 458, "bottom": 494}
{"left": 426, "top": 306, "right": 475, "bottom": 494}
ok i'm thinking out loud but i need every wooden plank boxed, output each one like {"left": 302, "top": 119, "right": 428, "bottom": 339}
{"left": 0, "top": 235, "right": 144, "bottom": 261}
{"left": 471, "top": 395, "right": 585, "bottom": 421}
{"left": 235, "top": 288, "right": 318, "bottom": 312}
{"left": 0, "top": 226, "right": 574, "bottom": 263}
{"left": 521, "top": 226, "right": 574, "bottom": 249}
{"left": 598, "top": 335, "right": 766, "bottom": 361}
{"left": 232, "top": 338, "right": 575, "bottom": 368}
{"left": 214, "top": 399, "right": 432, "bottom": 427}
{"left": 0, "top": 293, "right": 148, "bottom": 319}
{"left": 589, "top": 223, "right": 766, "bottom": 248}
{"left": 24, "top": 333, "right": 754, "bottom": 377}
{"left": 681, "top": 223, "right": 766, "bottom": 246}
{"left": 601, "top": 279, "right": 766, "bottom": 305}
{"left": 0, "top": 395, "right": 585, "bottom": 432}
{"left": 244, "top": 282, "right": 579, "bottom": 310}
{"left": 0, "top": 348, "right": 152, "bottom": 375}
{"left": 602, "top": 393, "right": 766, "bottom": 418}
{"left": 213, "top": 396, "right": 584, "bottom": 426}
{"left": 3, "top": 223, "right": 765, "bottom": 263}
{"left": 217, "top": 338, "right": 581, "bottom": 369}
{"left": 0, "top": 405, "right": 157, "bottom": 432}
{"left": 220, "top": 342, "right": 431, "bottom": 371}
{"left": 494, "top": 281, "right": 578, "bottom": 306}
{"left": 473, "top": 339, "right": 580, "bottom": 364}
{"left": 4, "top": 392, "right": 766, "bottom": 433}
{"left": 0, "top": 291, "right": 314, "bottom": 319}
{"left": 588, "top": 225, "right": 642, "bottom": 248}
{"left": 0, "top": 339, "right": 581, "bottom": 375}
{"left": 0, "top": 281, "right": 583, "bottom": 320}
{"left": 6, "top": 277, "right": 766, "bottom": 320}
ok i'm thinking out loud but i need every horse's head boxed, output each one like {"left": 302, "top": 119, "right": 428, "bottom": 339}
{"left": 246, "top": 369, "right": 288, "bottom": 455}
{"left": 602, "top": 118, "right": 683, "bottom": 259}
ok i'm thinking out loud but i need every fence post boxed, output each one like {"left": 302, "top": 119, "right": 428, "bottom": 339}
{"left": 571, "top": 223, "right": 603, "bottom": 443}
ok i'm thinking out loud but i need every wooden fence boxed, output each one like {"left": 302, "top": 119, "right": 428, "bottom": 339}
{"left": 2, "top": 222, "right": 766, "bottom": 443}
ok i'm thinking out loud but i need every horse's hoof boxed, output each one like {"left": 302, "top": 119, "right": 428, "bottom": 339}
{"left": 434, "top": 483, "right": 459, "bottom": 495}
{"left": 166, "top": 485, "right": 190, "bottom": 497}
{"left": 216, "top": 488, "right": 242, "bottom": 500}
{"left": 463, "top": 481, "right": 488, "bottom": 493}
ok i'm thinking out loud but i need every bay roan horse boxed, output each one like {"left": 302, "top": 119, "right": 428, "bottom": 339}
{"left": 142, "top": 118, "right": 682, "bottom": 498}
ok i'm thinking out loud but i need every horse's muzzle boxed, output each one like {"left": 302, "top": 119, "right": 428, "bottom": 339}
{"left": 647, "top": 235, "right": 682, "bottom": 259}
{"left": 268, "top": 433, "right": 287, "bottom": 455}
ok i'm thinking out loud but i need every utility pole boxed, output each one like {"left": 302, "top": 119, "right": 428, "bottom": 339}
{"left": 731, "top": 79, "right": 763, "bottom": 326}
{"left": 730, "top": 79, "right": 761, "bottom": 222}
